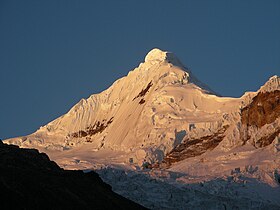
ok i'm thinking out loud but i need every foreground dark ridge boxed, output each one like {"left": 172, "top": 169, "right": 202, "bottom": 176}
{"left": 0, "top": 141, "right": 145, "bottom": 210}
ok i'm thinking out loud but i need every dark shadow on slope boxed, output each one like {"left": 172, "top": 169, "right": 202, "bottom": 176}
{"left": 174, "top": 129, "right": 187, "bottom": 147}
{"left": 0, "top": 141, "right": 145, "bottom": 210}
{"left": 96, "top": 167, "right": 280, "bottom": 210}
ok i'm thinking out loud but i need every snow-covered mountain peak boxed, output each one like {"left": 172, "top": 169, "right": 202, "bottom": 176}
{"left": 4, "top": 47, "right": 280, "bottom": 209}
{"left": 259, "top": 75, "right": 280, "bottom": 93}
{"left": 144, "top": 48, "right": 183, "bottom": 67}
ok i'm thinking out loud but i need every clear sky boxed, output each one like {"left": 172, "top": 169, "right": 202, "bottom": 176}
{"left": 0, "top": 0, "right": 279, "bottom": 139}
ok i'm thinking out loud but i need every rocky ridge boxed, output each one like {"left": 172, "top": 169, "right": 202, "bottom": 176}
{"left": 0, "top": 140, "right": 145, "bottom": 210}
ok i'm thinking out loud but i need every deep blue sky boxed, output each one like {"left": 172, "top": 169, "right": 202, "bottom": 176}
{"left": 1, "top": 0, "right": 279, "bottom": 139}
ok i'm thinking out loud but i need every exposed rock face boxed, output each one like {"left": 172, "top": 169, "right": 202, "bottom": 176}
{"left": 133, "top": 81, "right": 153, "bottom": 101}
{"left": 158, "top": 126, "right": 229, "bottom": 168}
{"left": 240, "top": 90, "right": 280, "bottom": 148}
{"left": 0, "top": 142, "right": 145, "bottom": 210}
{"left": 241, "top": 90, "right": 280, "bottom": 128}
{"left": 71, "top": 117, "right": 114, "bottom": 139}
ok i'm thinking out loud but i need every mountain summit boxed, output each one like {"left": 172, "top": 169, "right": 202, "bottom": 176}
{"left": 144, "top": 48, "right": 183, "bottom": 66}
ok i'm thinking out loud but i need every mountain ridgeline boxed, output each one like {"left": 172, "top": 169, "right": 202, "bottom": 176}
{"left": 0, "top": 140, "right": 145, "bottom": 209}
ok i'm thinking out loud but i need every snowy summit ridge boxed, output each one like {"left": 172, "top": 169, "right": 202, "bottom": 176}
{"left": 259, "top": 75, "right": 280, "bottom": 93}
{"left": 144, "top": 48, "right": 183, "bottom": 67}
